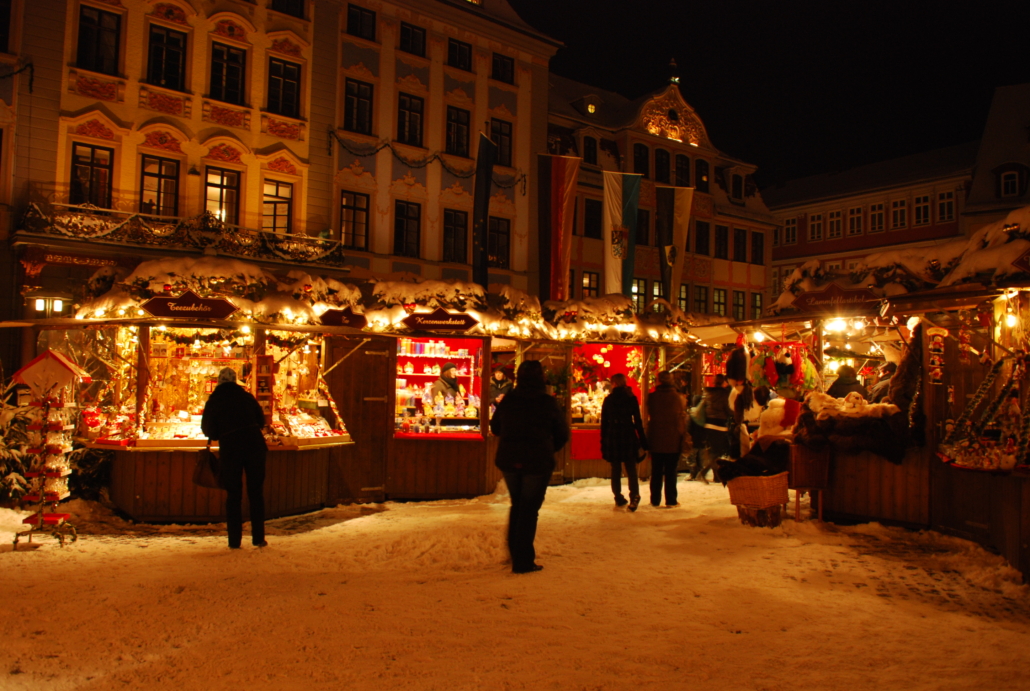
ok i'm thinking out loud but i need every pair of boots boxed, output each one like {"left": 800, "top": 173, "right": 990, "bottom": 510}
{"left": 615, "top": 494, "right": 641, "bottom": 512}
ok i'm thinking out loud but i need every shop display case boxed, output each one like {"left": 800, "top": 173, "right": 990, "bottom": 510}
{"left": 393, "top": 336, "right": 484, "bottom": 438}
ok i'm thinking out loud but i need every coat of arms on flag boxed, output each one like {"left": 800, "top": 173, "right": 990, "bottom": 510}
{"left": 610, "top": 225, "right": 628, "bottom": 259}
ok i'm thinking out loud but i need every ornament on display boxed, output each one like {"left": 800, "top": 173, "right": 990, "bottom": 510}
{"left": 926, "top": 327, "right": 948, "bottom": 386}
{"left": 947, "top": 385, "right": 955, "bottom": 406}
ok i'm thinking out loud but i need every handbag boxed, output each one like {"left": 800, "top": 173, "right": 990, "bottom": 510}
{"left": 192, "top": 441, "right": 224, "bottom": 489}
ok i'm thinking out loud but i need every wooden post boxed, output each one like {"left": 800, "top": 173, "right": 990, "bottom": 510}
{"left": 136, "top": 326, "right": 150, "bottom": 431}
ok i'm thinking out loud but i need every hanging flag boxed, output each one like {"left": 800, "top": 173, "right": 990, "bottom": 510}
{"left": 655, "top": 186, "right": 695, "bottom": 308}
{"left": 538, "top": 154, "right": 581, "bottom": 301}
{"left": 471, "top": 132, "right": 497, "bottom": 289}
{"left": 602, "top": 171, "right": 642, "bottom": 296}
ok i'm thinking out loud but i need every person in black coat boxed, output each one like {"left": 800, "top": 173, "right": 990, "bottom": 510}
{"left": 491, "top": 359, "right": 569, "bottom": 574}
{"left": 489, "top": 363, "right": 513, "bottom": 404}
{"left": 430, "top": 362, "right": 461, "bottom": 401}
{"left": 201, "top": 368, "right": 268, "bottom": 549}
{"left": 601, "top": 373, "right": 648, "bottom": 511}
{"left": 826, "top": 365, "right": 868, "bottom": 400}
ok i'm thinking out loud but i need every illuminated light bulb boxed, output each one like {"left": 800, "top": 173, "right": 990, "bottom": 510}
{"left": 827, "top": 318, "right": 847, "bottom": 333}
{"left": 823, "top": 341, "right": 831, "bottom": 349}
{"left": 852, "top": 319, "right": 866, "bottom": 331}
{"left": 157, "top": 325, "right": 167, "bottom": 331}
{"left": 828, "top": 360, "right": 841, "bottom": 373}
{"left": 1006, "top": 312, "right": 1018, "bottom": 328}
{"left": 35, "top": 299, "right": 45, "bottom": 311}
{"left": 845, "top": 343, "right": 852, "bottom": 350}
{"left": 136, "top": 309, "right": 144, "bottom": 316}
{"left": 54, "top": 300, "right": 64, "bottom": 312}
{"left": 603, "top": 361, "right": 611, "bottom": 368}
{"left": 241, "top": 325, "right": 251, "bottom": 334}
{"left": 753, "top": 331, "right": 766, "bottom": 342}
{"left": 95, "top": 308, "right": 106, "bottom": 317}
{"left": 117, "top": 308, "right": 126, "bottom": 316}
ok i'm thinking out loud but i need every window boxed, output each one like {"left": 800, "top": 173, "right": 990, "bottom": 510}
{"left": 442, "top": 208, "right": 468, "bottom": 263}
{"left": 139, "top": 155, "right": 179, "bottom": 217}
{"left": 714, "top": 225, "right": 728, "bottom": 259}
{"left": 695, "top": 221, "right": 710, "bottom": 255}
{"left": 731, "top": 174, "right": 743, "bottom": 199}
{"left": 491, "top": 118, "right": 512, "bottom": 166}
{"left": 751, "top": 292, "right": 763, "bottom": 320}
{"left": 147, "top": 25, "right": 187, "bottom": 91}
{"left": 869, "top": 203, "right": 885, "bottom": 232}
{"left": 631, "top": 278, "right": 646, "bottom": 313}
{"left": 70, "top": 143, "right": 114, "bottom": 208}
{"left": 77, "top": 6, "right": 120, "bottom": 76}
{"left": 448, "top": 39, "right": 472, "bottom": 71}
{"left": 584, "top": 198, "right": 602, "bottom": 239}
{"left": 808, "top": 213, "right": 823, "bottom": 241}
{"left": 488, "top": 217, "right": 510, "bottom": 269}
{"left": 654, "top": 149, "right": 670, "bottom": 184}
{"left": 695, "top": 159, "right": 709, "bottom": 193}
{"left": 914, "top": 195, "right": 931, "bottom": 225}
{"left": 751, "top": 231, "right": 764, "bottom": 265}
{"left": 210, "top": 43, "right": 246, "bottom": 105}
{"left": 712, "top": 288, "right": 726, "bottom": 317}
{"left": 583, "top": 136, "right": 597, "bottom": 166}
{"left": 446, "top": 106, "right": 470, "bottom": 157}
{"left": 343, "top": 79, "right": 373, "bottom": 134}
{"left": 694, "top": 285, "right": 708, "bottom": 313}
{"left": 825, "top": 261, "right": 841, "bottom": 272}
{"left": 732, "top": 291, "right": 745, "bottom": 321}
{"left": 636, "top": 209, "right": 650, "bottom": 246}
{"left": 398, "top": 93, "right": 424, "bottom": 146}
{"left": 582, "top": 271, "right": 599, "bottom": 298}
{"left": 847, "top": 260, "right": 860, "bottom": 272}
{"left": 633, "top": 143, "right": 649, "bottom": 178}
{"left": 399, "top": 22, "right": 425, "bottom": 57}
{"left": 0, "top": 0, "right": 10, "bottom": 53}
{"left": 272, "top": 0, "right": 305, "bottom": 18}
{"left": 891, "top": 199, "right": 907, "bottom": 229}
{"left": 267, "top": 58, "right": 301, "bottom": 118}
{"left": 733, "top": 227, "right": 747, "bottom": 262}
{"left": 394, "top": 200, "right": 420, "bottom": 257}
{"left": 263, "top": 180, "right": 293, "bottom": 234}
{"left": 1001, "top": 171, "right": 1019, "bottom": 197}
{"left": 783, "top": 217, "right": 797, "bottom": 244}
{"left": 340, "top": 190, "right": 370, "bottom": 249}
{"left": 491, "top": 53, "right": 514, "bottom": 84}
{"left": 205, "top": 167, "right": 240, "bottom": 225}
{"left": 938, "top": 191, "right": 954, "bottom": 222}
{"left": 848, "top": 207, "right": 863, "bottom": 235}
{"left": 652, "top": 281, "right": 665, "bottom": 310}
{"left": 346, "top": 5, "right": 375, "bottom": 41}
{"left": 675, "top": 154, "right": 690, "bottom": 187}
{"left": 826, "top": 210, "right": 842, "bottom": 239}
{"left": 678, "top": 284, "right": 689, "bottom": 311}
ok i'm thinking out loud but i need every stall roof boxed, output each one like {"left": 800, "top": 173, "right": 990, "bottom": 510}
{"left": 0, "top": 318, "right": 369, "bottom": 336}
{"left": 687, "top": 324, "right": 741, "bottom": 345}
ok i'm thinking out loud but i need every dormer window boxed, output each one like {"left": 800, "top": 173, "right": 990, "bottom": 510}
{"left": 587, "top": 103, "right": 596, "bottom": 114}
{"left": 1002, "top": 171, "right": 1019, "bottom": 197}
{"left": 994, "top": 163, "right": 1029, "bottom": 199}
{"left": 572, "top": 95, "right": 603, "bottom": 117}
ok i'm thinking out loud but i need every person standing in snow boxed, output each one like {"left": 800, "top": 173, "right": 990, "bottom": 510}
{"left": 490, "top": 360, "right": 569, "bottom": 574}
{"left": 601, "top": 372, "right": 648, "bottom": 511}
{"left": 646, "top": 370, "right": 685, "bottom": 507}
{"left": 201, "top": 368, "right": 268, "bottom": 550}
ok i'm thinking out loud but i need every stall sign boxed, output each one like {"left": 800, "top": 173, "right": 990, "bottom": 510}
{"left": 320, "top": 307, "right": 368, "bottom": 329}
{"left": 401, "top": 308, "right": 479, "bottom": 333}
{"left": 791, "top": 283, "right": 878, "bottom": 314}
{"left": 141, "top": 290, "right": 239, "bottom": 319}
{"left": 1011, "top": 246, "right": 1030, "bottom": 275}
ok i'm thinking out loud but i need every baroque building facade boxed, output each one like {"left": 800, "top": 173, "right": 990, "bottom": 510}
{"left": 0, "top": 0, "right": 557, "bottom": 366}
{"left": 546, "top": 74, "right": 775, "bottom": 321}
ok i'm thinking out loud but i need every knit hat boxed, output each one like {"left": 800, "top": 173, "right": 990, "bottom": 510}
{"left": 441, "top": 362, "right": 457, "bottom": 375}
{"left": 657, "top": 370, "right": 673, "bottom": 385}
{"left": 217, "top": 367, "right": 237, "bottom": 384}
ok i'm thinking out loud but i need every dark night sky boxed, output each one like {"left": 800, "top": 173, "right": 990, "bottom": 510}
{"left": 508, "top": 0, "right": 1030, "bottom": 188}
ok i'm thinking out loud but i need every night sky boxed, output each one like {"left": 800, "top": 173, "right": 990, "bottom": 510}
{"left": 508, "top": 0, "right": 1030, "bottom": 188}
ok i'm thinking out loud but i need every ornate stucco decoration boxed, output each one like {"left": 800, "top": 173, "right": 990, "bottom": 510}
{"left": 268, "top": 157, "right": 299, "bottom": 175}
{"left": 142, "top": 130, "right": 183, "bottom": 152}
{"left": 74, "top": 119, "right": 116, "bottom": 140}
{"left": 205, "top": 143, "right": 243, "bottom": 163}
{"left": 637, "top": 88, "right": 709, "bottom": 148}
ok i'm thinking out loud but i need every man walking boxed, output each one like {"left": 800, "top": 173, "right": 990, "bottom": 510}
{"left": 601, "top": 373, "right": 648, "bottom": 511}
{"left": 647, "top": 370, "right": 685, "bottom": 507}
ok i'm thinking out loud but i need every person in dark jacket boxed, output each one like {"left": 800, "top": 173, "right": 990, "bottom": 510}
{"left": 489, "top": 363, "right": 513, "bottom": 403}
{"left": 201, "top": 368, "right": 268, "bottom": 549}
{"left": 646, "top": 370, "right": 685, "bottom": 507}
{"left": 601, "top": 373, "right": 648, "bottom": 511}
{"left": 826, "top": 365, "right": 868, "bottom": 400}
{"left": 695, "top": 374, "right": 732, "bottom": 481}
{"left": 430, "top": 362, "right": 461, "bottom": 401}
{"left": 867, "top": 362, "right": 896, "bottom": 403}
{"left": 491, "top": 359, "right": 569, "bottom": 574}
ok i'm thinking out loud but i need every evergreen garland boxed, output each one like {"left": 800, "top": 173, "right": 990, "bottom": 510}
{"left": 972, "top": 370, "right": 1017, "bottom": 437}
{"left": 943, "top": 357, "right": 1008, "bottom": 444}
{"left": 1016, "top": 389, "right": 1030, "bottom": 465}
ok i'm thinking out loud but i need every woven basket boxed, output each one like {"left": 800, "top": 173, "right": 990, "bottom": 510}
{"left": 789, "top": 444, "right": 831, "bottom": 490}
{"left": 727, "top": 472, "right": 789, "bottom": 509}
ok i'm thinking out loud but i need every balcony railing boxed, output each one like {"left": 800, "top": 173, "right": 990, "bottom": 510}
{"left": 17, "top": 203, "right": 349, "bottom": 268}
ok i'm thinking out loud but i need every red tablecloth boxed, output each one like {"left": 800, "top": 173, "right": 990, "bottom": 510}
{"left": 571, "top": 428, "right": 602, "bottom": 460}
{"left": 394, "top": 432, "right": 483, "bottom": 441}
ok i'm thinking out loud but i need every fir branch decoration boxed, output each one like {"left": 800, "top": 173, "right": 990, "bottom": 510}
{"left": 1017, "top": 389, "right": 1030, "bottom": 465}
{"left": 972, "top": 371, "right": 1017, "bottom": 437}
{"left": 943, "top": 357, "right": 1008, "bottom": 444}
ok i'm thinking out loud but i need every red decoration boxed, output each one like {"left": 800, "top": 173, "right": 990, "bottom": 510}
{"left": 270, "top": 38, "right": 302, "bottom": 57}
{"left": 213, "top": 19, "right": 246, "bottom": 40}
{"left": 206, "top": 143, "right": 243, "bottom": 163}
{"left": 267, "top": 157, "right": 298, "bottom": 175}
{"left": 74, "top": 119, "right": 115, "bottom": 140}
{"left": 142, "top": 130, "right": 183, "bottom": 152}
{"left": 151, "top": 3, "right": 188, "bottom": 24}
{"left": 74, "top": 75, "right": 118, "bottom": 101}
{"left": 206, "top": 103, "right": 248, "bottom": 128}
{"left": 266, "top": 118, "right": 302, "bottom": 140}
{"left": 141, "top": 90, "right": 185, "bottom": 116}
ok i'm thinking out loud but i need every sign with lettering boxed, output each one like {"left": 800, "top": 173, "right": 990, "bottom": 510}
{"left": 790, "top": 283, "right": 879, "bottom": 315}
{"left": 320, "top": 307, "right": 368, "bottom": 329}
{"left": 141, "top": 290, "right": 238, "bottom": 319}
{"left": 401, "top": 308, "right": 479, "bottom": 333}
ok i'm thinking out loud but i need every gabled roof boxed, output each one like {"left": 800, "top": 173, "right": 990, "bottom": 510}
{"left": 762, "top": 141, "right": 979, "bottom": 209}
{"left": 435, "top": 0, "right": 562, "bottom": 47}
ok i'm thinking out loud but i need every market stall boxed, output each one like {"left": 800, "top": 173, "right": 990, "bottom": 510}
{"left": 29, "top": 257, "right": 356, "bottom": 522}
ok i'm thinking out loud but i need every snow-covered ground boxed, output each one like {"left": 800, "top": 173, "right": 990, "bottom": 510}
{"left": 2, "top": 478, "right": 1027, "bottom": 691}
